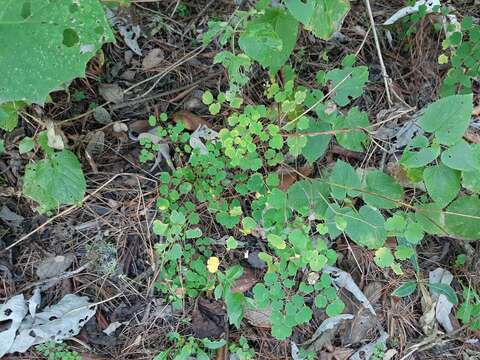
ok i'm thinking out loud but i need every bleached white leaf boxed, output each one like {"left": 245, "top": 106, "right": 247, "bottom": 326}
{"left": 323, "top": 266, "right": 376, "bottom": 315}
{"left": 8, "top": 294, "right": 96, "bottom": 354}
{"left": 303, "top": 314, "right": 354, "bottom": 347}
{"left": 189, "top": 125, "right": 219, "bottom": 155}
{"left": 0, "top": 295, "right": 28, "bottom": 357}
{"left": 429, "top": 267, "right": 454, "bottom": 333}
{"left": 36, "top": 254, "right": 75, "bottom": 279}
{"left": 103, "top": 321, "right": 124, "bottom": 336}
{"left": 383, "top": 0, "right": 441, "bottom": 25}
{"left": 291, "top": 342, "right": 303, "bottom": 360}
{"left": 29, "top": 288, "right": 41, "bottom": 321}
{"left": 106, "top": 9, "right": 142, "bottom": 56}
{"left": 46, "top": 121, "right": 64, "bottom": 150}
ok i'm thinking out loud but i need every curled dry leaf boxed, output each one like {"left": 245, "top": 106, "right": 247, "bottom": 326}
{"left": 192, "top": 298, "right": 225, "bottom": 339}
{"left": 142, "top": 48, "right": 164, "bottom": 70}
{"left": 46, "top": 120, "right": 64, "bottom": 150}
{"left": 173, "top": 110, "right": 209, "bottom": 131}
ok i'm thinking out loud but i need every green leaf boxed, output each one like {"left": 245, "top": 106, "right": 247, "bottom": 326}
{"left": 395, "top": 245, "right": 415, "bottom": 260}
{"left": 423, "top": 164, "right": 461, "bottom": 208}
{"left": 226, "top": 236, "right": 238, "bottom": 250}
{"left": 415, "top": 203, "right": 446, "bottom": 235}
{"left": 0, "top": 139, "right": 4, "bottom": 154}
{"left": 287, "top": 135, "right": 307, "bottom": 157}
{"left": 441, "top": 141, "right": 480, "bottom": 171}
{"left": 417, "top": 94, "right": 473, "bottom": 145}
{"left": 239, "top": 8, "right": 298, "bottom": 74}
{"left": 427, "top": 283, "right": 458, "bottom": 305}
{"left": 186, "top": 228, "right": 202, "bottom": 239}
{"left": 19, "top": 137, "right": 34, "bottom": 154}
{"left": 201, "top": 338, "right": 227, "bottom": 350}
{"left": 344, "top": 206, "right": 387, "bottom": 249}
{"left": 268, "top": 233, "right": 286, "bottom": 250}
{"left": 326, "top": 65, "right": 369, "bottom": 107}
{"left": 374, "top": 247, "right": 395, "bottom": 268}
{"left": 202, "top": 91, "right": 214, "bottom": 105}
{"left": 0, "top": 102, "right": 23, "bottom": 131}
{"left": 363, "top": 171, "right": 404, "bottom": 209}
{"left": 153, "top": 220, "right": 168, "bottom": 236}
{"left": 225, "top": 291, "right": 244, "bottom": 328}
{"left": 326, "top": 298, "right": 345, "bottom": 316}
{"left": 287, "top": 179, "right": 329, "bottom": 217}
{"left": 301, "top": 120, "right": 331, "bottom": 163}
{"left": 463, "top": 169, "right": 480, "bottom": 193}
{"left": 445, "top": 196, "right": 480, "bottom": 240}
{"left": 22, "top": 150, "right": 86, "bottom": 213}
{"left": 285, "top": 0, "right": 350, "bottom": 39}
{"left": 0, "top": 0, "right": 114, "bottom": 104}
{"left": 334, "top": 107, "right": 369, "bottom": 151}
{"left": 404, "top": 222, "right": 424, "bottom": 244}
{"left": 392, "top": 281, "right": 417, "bottom": 297}
{"left": 329, "top": 160, "right": 360, "bottom": 200}
{"left": 400, "top": 137, "right": 440, "bottom": 168}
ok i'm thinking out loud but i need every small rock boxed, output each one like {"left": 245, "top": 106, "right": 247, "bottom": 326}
{"left": 99, "top": 83, "right": 124, "bottom": 104}
{"left": 36, "top": 254, "right": 75, "bottom": 279}
{"left": 247, "top": 251, "right": 266, "bottom": 269}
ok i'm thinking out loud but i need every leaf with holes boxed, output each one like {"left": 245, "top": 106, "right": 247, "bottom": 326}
{"left": 23, "top": 150, "right": 86, "bottom": 213}
{"left": 441, "top": 141, "right": 480, "bottom": 172}
{"left": 0, "top": 0, "right": 114, "bottom": 104}
{"left": 285, "top": 0, "right": 350, "bottom": 40}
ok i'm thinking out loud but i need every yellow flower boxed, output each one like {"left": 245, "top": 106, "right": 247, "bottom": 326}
{"left": 207, "top": 256, "right": 220, "bottom": 273}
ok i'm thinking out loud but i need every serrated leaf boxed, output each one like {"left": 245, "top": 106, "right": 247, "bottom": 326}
{"left": 441, "top": 141, "right": 480, "bottom": 171}
{"left": 285, "top": 0, "right": 350, "bottom": 40}
{"left": 329, "top": 160, "right": 360, "bottom": 200}
{"left": 0, "top": 102, "right": 24, "bottom": 131}
{"left": 445, "top": 196, "right": 480, "bottom": 240}
{"left": 423, "top": 164, "right": 460, "bottom": 208}
{"left": 363, "top": 171, "right": 404, "bottom": 209}
{"left": 23, "top": 150, "right": 86, "bottom": 213}
{"left": 427, "top": 283, "right": 458, "bottom": 305}
{"left": 392, "top": 281, "right": 417, "bottom": 297}
{"left": 417, "top": 94, "right": 473, "bottom": 145}
{"left": 0, "top": 0, "right": 114, "bottom": 104}
{"left": 374, "top": 247, "right": 395, "bottom": 268}
{"left": 239, "top": 8, "right": 298, "bottom": 74}
{"left": 334, "top": 107, "right": 369, "bottom": 151}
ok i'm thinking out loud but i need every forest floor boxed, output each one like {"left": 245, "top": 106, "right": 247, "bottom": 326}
{"left": 1, "top": 0, "right": 480, "bottom": 359}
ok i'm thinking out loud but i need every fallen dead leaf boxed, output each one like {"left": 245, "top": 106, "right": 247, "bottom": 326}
{"left": 192, "top": 298, "right": 225, "bottom": 339}
{"left": 244, "top": 306, "right": 272, "bottom": 328}
{"left": 231, "top": 267, "right": 257, "bottom": 293}
{"left": 142, "top": 48, "right": 164, "bottom": 70}
{"left": 36, "top": 254, "right": 75, "bottom": 279}
{"left": 278, "top": 165, "right": 314, "bottom": 191}
{"left": 99, "top": 83, "right": 124, "bottom": 104}
{"left": 173, "top": 110, "right": 209, "bottom": 131}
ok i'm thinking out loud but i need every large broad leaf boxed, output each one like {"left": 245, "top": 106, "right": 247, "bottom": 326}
{"left": 423, "top": 164, "right": 461, "bottom": 208}
{"left": 417, "top": 94, "right": 473, "bottom": 145}
{"left": 287, "top": 179, "right": 329, "bottom": 217}
{"left": 363, "top": 171, "right": 404, "bottom": 209}
{"left": 301, "top": 119, "right": 331, "bottom": 163}
{"left": 23, "top": 150, "right": 86, "bottom": 213}
{"left": 345, "top": 206, "right": 387, "bottom": 249}
{"left": 0, "top": 0, "right": 114, "bottom": 104}
{"left": 441, "top": 141, "right": 480, "bottom": 171}
{"left": 285, "top": 0, "right": 350, "bottom": 39}
{"left": 329, "top": 160, "right": 360, "bottom": 200}
{"left": 333, "top": 107, "right": 369, "bottom": 151}
{"left": 326, "top": 65, "right": 369, "bottom": 107}
{"left": 445, "top": 196, "right": 480, "bottom": 241}
{"left": 239, "top": 8, "right": 298, "bottom": 74}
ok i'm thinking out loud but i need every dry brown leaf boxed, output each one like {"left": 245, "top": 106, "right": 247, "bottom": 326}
{"left": 278, "top": 164, "right": 314, "bottom": 190}
{"left": 192, "top": 298, "right": 225, "bottom": 339}
{"left": 472, "top": 105, "right": 480, "bottom": 116}
{"left": 244, "top": 307, "right": 272, "bottom": 328}
{"left": 173, "top": 111, "right": 209, "bottom": 131}
{"left": 142, "top": 48, "right": 164, "bottom": 70}
{"left": 231, "top": 267, "right": 257, "bottom": 293}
